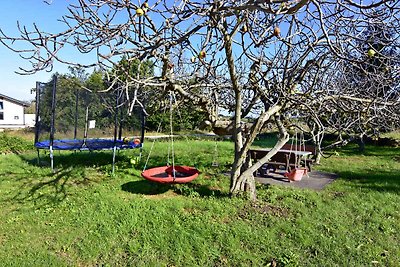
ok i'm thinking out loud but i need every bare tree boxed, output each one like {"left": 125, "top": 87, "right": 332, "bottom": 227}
{"left": 1, "top": 0, "right": 399, "bottom": 200}
{"left": 333, "top": 12, "right": 399, "bottom": 148}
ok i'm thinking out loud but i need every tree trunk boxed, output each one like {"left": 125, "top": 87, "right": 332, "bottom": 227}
{"left": 230, "top": 88, "right": 243, "bottom": 194}
{"left": 230, "top": 132, "right": 289, "bottom": 198}
{"left": 221, "top": 31, "right": 247, "bottom": 198}
{"left": 315, "top": 152, "right": 322, "bottom": 165}
{"left": 229, "top": 106, "right": 283, "bottom": 199}
{"left": 357, "top": 133, "right": 365, "bottom": 152}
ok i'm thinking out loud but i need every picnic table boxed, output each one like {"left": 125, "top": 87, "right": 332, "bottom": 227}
{"left": 249, "top": 147, "right": 313, "bottom": 177}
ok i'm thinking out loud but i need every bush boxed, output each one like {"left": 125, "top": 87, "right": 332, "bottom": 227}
{"left": 0, "top": 133, "right": 34, "bottom": 154}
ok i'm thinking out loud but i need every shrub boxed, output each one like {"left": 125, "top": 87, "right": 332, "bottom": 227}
{"left": 0, "top": 133, "right": 34, "bottom": 154}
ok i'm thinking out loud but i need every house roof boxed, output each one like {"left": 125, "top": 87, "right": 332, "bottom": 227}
{"left": 0, "top": 93, "right": 30, "bottom": 107}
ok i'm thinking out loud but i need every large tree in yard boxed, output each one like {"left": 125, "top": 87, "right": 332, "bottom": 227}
{"left": 324, "top": 10, "right": 400, "bottom": 149}
{"left": 1, "top": 0, "right": 399, "bottom": 200}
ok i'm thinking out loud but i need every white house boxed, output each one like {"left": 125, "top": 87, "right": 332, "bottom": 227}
{"left": 0, "top": 93, "right": 30, "bottom": 129}
{"left": 24, "top": 114, "right": 36, "bottom": 128}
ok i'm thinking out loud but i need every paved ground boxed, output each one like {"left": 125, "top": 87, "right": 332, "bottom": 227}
{"left": 255, "top": 170, "right": 338, "bottom": 190}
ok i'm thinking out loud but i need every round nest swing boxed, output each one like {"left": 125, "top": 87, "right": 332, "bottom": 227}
{"left": 141, "top": 166, "right": 199, "bottom": 184}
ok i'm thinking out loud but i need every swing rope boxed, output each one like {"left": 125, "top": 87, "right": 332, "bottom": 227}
{"left": 142, "top": 85, "right": 169, "bottom": 172}
{"left": 288, "top": 130, "right": 297, "bottom": 171}
{"left": 142, "top": 118, "right": 163, "bottom": 172}
{"left": 288, "top": 129, "right": 306, "bottom": 170}
{"left": 169, "top": 91, "right": 176, "bottom": 181}
{"left": 143, "top": 90, "right": 177, "bottom": 181}
{"left": 211, "top": 138, "right": 219, "bottom": 167}
{"left": 300, "top": 131, "right": 309, "bottom": 177}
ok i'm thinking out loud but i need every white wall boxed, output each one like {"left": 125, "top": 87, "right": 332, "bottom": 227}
{"left": 0, "top": 99, "right": 25, "bottom": 128}
{"left": 24, "top": 114, "right": 36, "bottom": 127}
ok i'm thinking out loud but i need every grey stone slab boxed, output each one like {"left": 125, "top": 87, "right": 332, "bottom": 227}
{"left": 255, "top": 170, "right": 338, "bottom": 190}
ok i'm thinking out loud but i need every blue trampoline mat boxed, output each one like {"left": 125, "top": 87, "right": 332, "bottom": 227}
{"left": 35, "top": 139, "right": 141, "bottom": 150}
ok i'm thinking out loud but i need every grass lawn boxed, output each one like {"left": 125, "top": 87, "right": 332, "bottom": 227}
{"left": 0, "top": 134, "right": 399, "bottom": 266}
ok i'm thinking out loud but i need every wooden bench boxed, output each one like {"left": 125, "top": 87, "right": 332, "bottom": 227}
{"left": 281, "top": 144, "right": 317, "bottom": 155}
{"left": 249, "top": 146, "right": 315, "bottom": 177}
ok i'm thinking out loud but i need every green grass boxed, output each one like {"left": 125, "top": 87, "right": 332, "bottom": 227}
{"left": 381, "top": 130, "right": 400, "bottom": 140}
{"left": 0, "top": 135, "right": 399, "bottom": 266}
{"left": 0, "top": 132, "right": 34, "bottom": 154}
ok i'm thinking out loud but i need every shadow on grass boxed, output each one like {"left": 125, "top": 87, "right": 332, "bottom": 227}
{"left": 121, "top": 180, "right": 228, "bottom": 198}
{"left": 20, "top": 150, "right": 134, "bottom": 169}
{"left": 121, "top": 180, "right": 172, "bottom": 195}
{"left": 330, "top": 144, "right": 400, "bottom": 158}
{"left": 334, "top": 169, "right": 400, "bottom": 194}
{"left": 5, "top": 151, "right": 130, "bottom": 206}
{"left": 8, "top": 150, "right": 228, "bottom": 205}
{"left": 3, "top": 167, "right": 93, "bottom": 206}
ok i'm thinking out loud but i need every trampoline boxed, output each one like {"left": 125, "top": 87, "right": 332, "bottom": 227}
{"left": 35, "top": 138, "right": 142, "bottom": 151}
{"left": 34, "top": 75, "right": 146, "bottom": 172}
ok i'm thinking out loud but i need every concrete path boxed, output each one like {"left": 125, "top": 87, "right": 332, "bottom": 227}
{"left": 255, "top": 170, "right": 338, "bottom": 190}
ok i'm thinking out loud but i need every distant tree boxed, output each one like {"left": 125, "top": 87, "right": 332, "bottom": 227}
{"left": 38, "top": 73, "right": 82, "bottom": 133}
{"left": 317, "top": 10, "right": 400, "bottom": 151}
{"left": 25, "top": 100, "right": 36, "bottom": 114}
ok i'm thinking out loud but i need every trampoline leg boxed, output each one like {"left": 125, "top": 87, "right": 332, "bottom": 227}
{"left": 37, "top": 149, "right": 41, "bottom": 166}
{"left": 50, "top": 146, "right": 54, "bottom": 172}
{"left": 112, "top": 146, "right": 117, "bottom": 174}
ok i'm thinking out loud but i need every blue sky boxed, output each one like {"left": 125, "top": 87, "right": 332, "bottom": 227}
{"left": 0, "top": 1, "right": 76, "bottom": 101}
{"left": 0, "top": 1, "right": 299, "bottom": 102}
{"left": 0, "top": 0, "right": 169, "bottom": 101}
{"left": 0, "top": 1, "right": 205, "bottom": 102}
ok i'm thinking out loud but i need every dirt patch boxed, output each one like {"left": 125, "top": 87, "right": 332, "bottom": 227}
{"left": 56, "top": 251, "right": 88, "bottom": 267}
{"left": 330, "top": 191, "right": 346, "bottom": 199}
{"left": 252, "top": 202, "right": 290, "bottom": 217}
{"left": 143, "top": 190, "right": 178, "bottom": 200}
{"left": 56, "top": 251, "right": 74, "bottom": 265}
{"left": 238, "top": 202, "right": 290, "bottom": 220}
{"left": 182, "top": 206, "right": 206, "bottom": 215}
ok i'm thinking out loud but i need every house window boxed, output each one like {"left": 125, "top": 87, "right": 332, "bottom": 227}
{"left": 0, "top": 101, "right": 3, "bottom": 110}
{"left": 14, "top": 116, "right": 19, "bottom": 120}
{"left": 0, "top": 112, "right": 3, "bottom": 120}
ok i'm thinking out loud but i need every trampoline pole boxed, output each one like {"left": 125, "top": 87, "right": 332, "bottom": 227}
{"left": 74, "top": 88, "right": 79, "bottom": 140}
{"left": 37, "top": 149, "right": 40, "bottom": 166}
{"left": 84, "top": 106, "right": 89, "bottom": 143}
{"left": 139, "top": 108, "right": 146, "bottom": 158}
{"left": 83, "top": 91, "right": 89, "bottom": 144}
{"left": 34, "top": 82, "right": 41, "bottom": 146}
{"left": 118, "top": 91, "right": 124, "bottom": 140}
{"left": 112, "top": 146, "right": 116, "bottom": 174}
{"left": 114, "top": 89, "right": 119, "bottom": 141}
{"left": 112, "top": 89, "right": 119, "bottom": 174}
{"left": 34, "top": 82, "right": 41, "bottom": 165}
{"left": 50, "top": 75, "right": 57, "bottom": 172}
{"left": 140, "top": 108, "right": 146, "bottom": 145}
{"left": 50, "top": 146, "right": 54, "bottom": 171}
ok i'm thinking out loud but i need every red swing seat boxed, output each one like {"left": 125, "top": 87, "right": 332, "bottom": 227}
{"left": 284, "top": 168, "right": 307, "bottom": 182}
{"left": 141, "top": 166, "right": 199, "bottom": 184}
